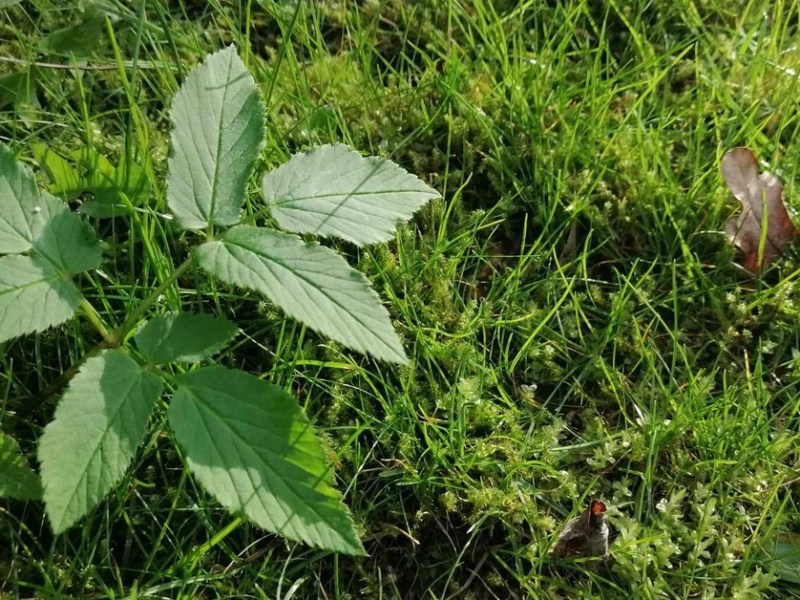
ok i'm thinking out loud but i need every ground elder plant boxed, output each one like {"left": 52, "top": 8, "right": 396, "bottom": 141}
{"left": 0, "top": 46, "right": 439, "bottom": 555}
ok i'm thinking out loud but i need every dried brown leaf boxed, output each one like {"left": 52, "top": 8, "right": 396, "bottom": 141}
{"left": 721, "top": 147, "right": 797, "bottom": 273}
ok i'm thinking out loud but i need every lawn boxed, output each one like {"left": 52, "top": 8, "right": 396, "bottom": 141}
{"left": 2, "top": 1, "right": 800, "bottom": 598}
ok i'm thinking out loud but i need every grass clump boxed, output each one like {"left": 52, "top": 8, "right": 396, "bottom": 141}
{"left": 2, "top": 0, "right": 800, "bottom": 598}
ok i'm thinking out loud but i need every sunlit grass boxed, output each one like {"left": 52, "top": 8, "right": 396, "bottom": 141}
{"left": 1, "top": 0, "right": 800, "bottom": 598}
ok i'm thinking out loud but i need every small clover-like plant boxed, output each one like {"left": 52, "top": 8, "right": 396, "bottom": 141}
{"left": 0, "top": 46, "right": 439, "bottom": 555}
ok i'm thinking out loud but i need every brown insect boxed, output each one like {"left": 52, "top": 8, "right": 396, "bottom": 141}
{"left": 551, "top": 499, "right": 609, "bottom": 559}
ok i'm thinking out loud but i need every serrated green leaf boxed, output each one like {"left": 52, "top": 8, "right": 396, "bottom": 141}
{"left": 195, "top": 226, "right": 407, "bottom": 363}
{"left": 168, "top": 367, "right": 364, "bottom": 555}
{"left": 134, "top": 312, "right": 237, "bottom": 364}
{"left": 0, "top": 432, "right": 42, "bottom": 500}
{"left": 0, "top": 254, "right": 82, "bottom": 343}
{"left": 167, "top": 46, "right": 265, "bottom": 229}
{"left": 38, "top": 349, "right": 163, "bottom": 533}
{"left": 262, "top": 144, "right": 440, "bottom": 246}
{"left": 0, "top": 144, "right": 65, "bottom": 253}
{"left": 33, "top": 210, "right": 101, "bottom": 275}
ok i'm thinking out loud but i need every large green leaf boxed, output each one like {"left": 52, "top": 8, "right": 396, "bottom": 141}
{"left": 195, "top": 225, "right": 407, "bottom": 363}
{"left": 0, "top": 254, "right": 83, "bottom": 343}
{"left": 168, "top": 367, "right": 364, "bottom": 555}
{"left": 134, "top": 312, "right": 237, "bottom": 364}
{"left": 262, "top": 144, "right": 440, "bottom": 246}
{"left": 33, "top": 210, "right": 101, "bottom": 275}
{"left": 0, "top": 144, "right": 65, "bottom": 253}
{"left": 0, "top": 432, "right": 41, "bottom": 500}
{"left": 167, "top": 46, "right": 265, "bottom": 229}
{"left": 38, "top": 350, "right": 163, "bottom": 533}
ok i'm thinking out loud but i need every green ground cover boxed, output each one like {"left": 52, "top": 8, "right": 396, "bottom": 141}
{"left": 2, "top": 1, "right": 800, "bottom": 598}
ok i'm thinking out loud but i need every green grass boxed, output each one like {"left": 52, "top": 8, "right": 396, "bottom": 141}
{"left": 2, "top": 0, "right": 800, "bottom": 597}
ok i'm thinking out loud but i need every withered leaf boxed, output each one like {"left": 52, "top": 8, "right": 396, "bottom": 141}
{"left": 551, "top": 499, "right": 609, "bottom": 559}
{"left": 721, "top": 147, "right": 797, "bottom": 273}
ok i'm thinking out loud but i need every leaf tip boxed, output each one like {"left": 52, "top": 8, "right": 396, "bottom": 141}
{"left": 385, "top": 348, "right": 410, "bottom": 366}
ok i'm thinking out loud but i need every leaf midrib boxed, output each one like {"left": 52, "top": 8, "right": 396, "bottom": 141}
{"left": 0, "top": 273, "right": 54, "bottom": 298}
{"left": 53, "top": 361, "right": 148, "bottom": 528}
{"left": 220, "top": 235, "right": 400, "bottom": 356}
{"left": 206, "top": 49, "right": 236, "bottom": 224}
{"left": 271, "top": 187, "right": 436, "bottom": 207}
{"left": 182, "top": 384, "right": 342, "bottom": 542}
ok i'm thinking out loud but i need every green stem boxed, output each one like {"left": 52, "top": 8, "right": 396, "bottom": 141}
{"left": 79, "top": 298, "right": 114, "bottom": 345}
{"left": 16, "top": 257, "right": 195, "bottom": 417}
{"left": 165, "top": 517, "right": 243, "bottom": 577}
{"left": 109, "top": 257, "right": 194, "bottom": 345}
